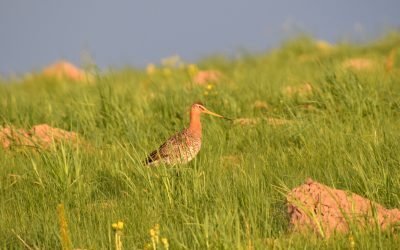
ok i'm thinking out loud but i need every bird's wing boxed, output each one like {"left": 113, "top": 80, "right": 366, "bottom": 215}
{"left": 144, "top": 132, "right": 185, "bottom": 165}
{"left": 144, "top": 141, "right": 170, "bottom": 165}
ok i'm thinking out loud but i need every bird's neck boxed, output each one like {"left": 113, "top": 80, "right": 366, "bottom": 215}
{"left": 188, "top": 112, "right": 202, "bottom": 137}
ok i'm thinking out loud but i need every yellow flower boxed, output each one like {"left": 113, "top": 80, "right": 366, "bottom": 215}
{"left": 112, "top": 221, "right": 124, "bottom": 230}
{"left": 204, "top": 91, "right": 209, "bottom": 96}
{"left": 57, "top": 203, "right": 72, "bottom": 250}
{"left": 162, "top": 68, "right": 172, "bottom": 77}
{"left": 146, "top": 64, "right": 156, "bottom": 75}
{"left": 206, "top": 84, "right": 213, "bottom": 90}
{"left": 149, "top": 224, "right": 160, "bottom": 245}
{"left": 149, "top": 228, "right": 155, "bottom": 237}
{"left": 187, "top": 64, "right": 199, "bottom": 76}
{"left": 349, "top": 234, "right": 355, "bottom": 249}
{"left": 162, "top": 238, "right": 169, "bottom": 249}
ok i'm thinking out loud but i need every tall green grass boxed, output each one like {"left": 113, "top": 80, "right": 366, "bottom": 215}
{"left": 1, "top": 34, "right": 400, "bottom": 249}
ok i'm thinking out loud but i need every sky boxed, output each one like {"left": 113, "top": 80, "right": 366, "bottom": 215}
{"left": 0, "top": 0, "right": 399, "bottom": 75}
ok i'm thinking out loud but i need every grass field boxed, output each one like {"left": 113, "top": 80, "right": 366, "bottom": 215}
{"left": 1, "top": 33, "right": 400, "bottom": 249}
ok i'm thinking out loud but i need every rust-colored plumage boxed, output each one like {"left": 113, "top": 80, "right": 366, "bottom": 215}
{"left": 145, "top": 103, "right": 226, "bottom": 166}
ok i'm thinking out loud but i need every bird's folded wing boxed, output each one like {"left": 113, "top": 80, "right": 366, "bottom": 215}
{"left": 144, "top": 132, "right": 188, "bottom": 165}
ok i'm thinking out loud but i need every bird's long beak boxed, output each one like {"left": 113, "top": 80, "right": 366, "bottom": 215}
{"left": 203, "top": 108, "right": 232, "bottom": 120}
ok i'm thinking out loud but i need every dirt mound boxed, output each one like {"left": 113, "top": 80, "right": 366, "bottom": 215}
{"left": 385, "top": 47, "right": 399, "bottom": 73}
{"left": 42, "top": 60, "right": 90, "bottom": 82}
{"left": 282, "top": 83, "right": 313, "bottom": 98}
{"left": 233, "top": 118, "right": 260, "bottom": 126}
{"left": 193, "top": 70, "right": 222, "bottom": 85}
{"left": 342, "top": 58, "right": 376, "bottom": 71}
{"left": 252, "top": 100, "right": 269, "bottom": 110}
{"left": 233, "top": 117, "right": 293, "bottom": 127}
{"left": 287, "top": 178, "right": 400, "bottom": 238}
{"left": 0, "top": 124, "right": 78, "bottom": 150}
{"left": 266, "top": 117, "right": 293, "bottom": 126}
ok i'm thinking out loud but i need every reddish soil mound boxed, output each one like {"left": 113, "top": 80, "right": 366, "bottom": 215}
{"left": 252, "top": 100, "right": 269, "bottom": 110}
{"left": 0, "top": 124, "right": 78, "bottom": 149}
{"left": 193, "top": 70, "right": 222, "bottom": 85}
{"left": 287, "top": 178, "right": 400, "bottom": 238}
{"left": 283, "top": 83, "right": 313, "bottom": 98}
{"left": 385, "top": 47, "right": 399, "bottom": 73}
{"left": 42, "top": 60, "right": 89, "bottom": 81}
{"left": 233, "top": 118, "right": 259, "bottom": 126}
{"left": 342, "top": 58, "right": 376, "bottom": 71}
{"left": 266, "top": 117, "right": 293, "bottom": 126}
{"left": 233, "top": 117, "right": 293, "bottom": 126}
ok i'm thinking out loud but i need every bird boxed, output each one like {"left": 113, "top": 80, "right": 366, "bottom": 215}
{"left": 144, "top": 102, "right": 228, "bottom": 166}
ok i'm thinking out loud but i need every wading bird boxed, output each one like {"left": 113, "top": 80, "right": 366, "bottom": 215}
{"left": 144, "top": 103, "right": 228, "bottom": 166}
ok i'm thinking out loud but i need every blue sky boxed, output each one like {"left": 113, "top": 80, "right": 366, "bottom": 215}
{"left": 0, "top": 0, "right": 399, "bottom": 74}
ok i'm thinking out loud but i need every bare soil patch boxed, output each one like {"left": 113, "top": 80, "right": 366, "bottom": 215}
{"left": 1, "top": 124, "right": 79, "bottom": 150}
{"left": 287, "top": 178, "right": 400, "bottom": 238}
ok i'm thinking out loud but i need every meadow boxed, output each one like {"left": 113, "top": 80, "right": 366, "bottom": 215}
{"left": 1, "top": 33, "right": 400, "bottom": 249}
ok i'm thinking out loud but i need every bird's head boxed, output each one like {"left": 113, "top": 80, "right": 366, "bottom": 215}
{"left": 191, "top": 102, "right": 227, "bottom": 119}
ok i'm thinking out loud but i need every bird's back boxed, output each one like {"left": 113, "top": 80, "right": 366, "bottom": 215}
{"left": 145, "top": 129, "right": 202, "bottom": 166}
